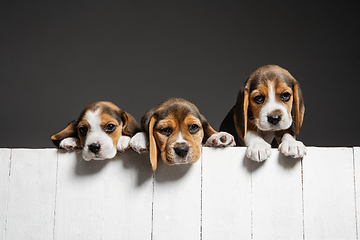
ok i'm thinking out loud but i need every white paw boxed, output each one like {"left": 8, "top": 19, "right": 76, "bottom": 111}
{"left": 117, "top": 135, "right": 131, "bottom": 152}
{"left": 130, "top": 132, "right": 148, "bottom": 154}
{"left": 204, "top": 132, "right": 236, "bottom": 147}
{"left": 59, "top": 137, "right": 81, "bottom": 150}
{"left": 279, "top": 139, "right": 307, "bottom": 158}
{"left": 246, "top": 140, "right": 271, "bottom": 162}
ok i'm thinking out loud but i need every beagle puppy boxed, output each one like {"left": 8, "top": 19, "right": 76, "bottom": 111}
{"left": 130, "top": 98, "right": 235, "bottom": 170}
{"left": 220, "top": 65, "right": 306, "bottom": 162}
{"left": 51, "top": 101, "right": 141, "bottom": 161}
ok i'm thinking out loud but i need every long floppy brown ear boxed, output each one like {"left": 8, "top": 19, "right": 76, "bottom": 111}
{"left": 148, "top": 116, "right": 158, "bottom": 171}
{"left": 51, "top": 120, "right": 79, "bottom": 148}
{"left": 199, "top": 113, "right": 217, "bottom": 143}
{"left": 120, "top": 111, "right": 142, "bottom": 137}
{"left": 234, "top": 86, "right": 250, "bottom": 141}
{"left": 292, "top": 79, "right": 305, "bottom": 134}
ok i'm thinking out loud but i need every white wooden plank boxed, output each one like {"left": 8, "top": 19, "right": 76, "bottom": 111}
{"left": 152, "top": 155, "right": 202, "bottom": 240}
{"left": 102, "top": 150, "right": 153, "bottom": 239}
{"left": 202, "top": 147, "right": 252, "bottom": 239}
{"left": 54, "top": 150, "right": 153, "bottom": 240}
{"left": 252, "top": 149, "right": 303, "bottom": 240}
{"left": 303, "top": 147, "right": 356, "bottom": 239}
{"left": 354, "top": 147, "right": 360, "bottom": 239}
{"left": 5, "top": 149, "right": 58, "bottom": 240}
{"left": 0, "top": 149, "right": 11, "bottom": 240}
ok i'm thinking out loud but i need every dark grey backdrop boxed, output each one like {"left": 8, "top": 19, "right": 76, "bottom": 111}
{"left": 1, "top": 0, "right": 359, "bottom": 148}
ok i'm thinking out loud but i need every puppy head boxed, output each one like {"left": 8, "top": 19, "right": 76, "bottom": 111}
{"left": 142, "top": 98, "right": 217, "bottom": 170}
{"left": 234, "top": 65, "right": 305, "bottom": 140}
{"left": 51, "top": 101, "right": 141, "bottom": 160}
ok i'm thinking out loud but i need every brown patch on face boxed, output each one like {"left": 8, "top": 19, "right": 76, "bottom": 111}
{"left": 100, "top": 114, "right": 123, "bottom": 147}
{"left": 76, "top": 118, "right": 90, "bottom": 147}
{"left": 249, "top": 81, "right": 269, "bottom": 124}
{"left": 275, "top": 81, "right": 293, "bottom": 121}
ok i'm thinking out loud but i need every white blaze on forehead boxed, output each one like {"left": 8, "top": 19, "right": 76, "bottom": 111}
{"left": 264, "top": 83, "right": 280, "bottom": 111}
{"left": 86, "top": 110, "right": 102, "bottom": 134}
{"left": 175, "top": 133, "right": 187, "bottom": 144}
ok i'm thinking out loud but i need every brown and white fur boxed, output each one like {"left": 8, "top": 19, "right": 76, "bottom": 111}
{"left": 51, "top": 101, "right": 141, "bottom": 161}
{"left": 220, "top": 65, "right": 306, "bottom": 162}
{"left": 130, "top": 98, "right": 235, "bottom": 170}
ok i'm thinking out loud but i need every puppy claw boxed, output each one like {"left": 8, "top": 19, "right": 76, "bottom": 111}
{"left": 59, "top": 137, "right": 81, "bottom": 150}
{"left": 117, "top": 136, "right": 131, "bottom": 152}
{"left": 130, "top": 132, "right": 148, "bottom": 154}
{"left": 205, "top": 132, "right": 236, "bottom": 147}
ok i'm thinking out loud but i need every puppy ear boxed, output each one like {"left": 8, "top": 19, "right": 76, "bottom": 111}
{"left": 51, "top": 120, "right": 79, "bottom": 148}
{"left": 199, "top": 113, "right": 217, "bottom": 142}
{"left": 234, "top": 86, "right": 250, "bottom": 141}
{"left": 148, "top": 116, "right": 158, "bottom": 171}
{"left": 120, "top": 111, "right": 142, "bottom": 137}
{"left": 292, "top": 79, "right": 305, "bottom": 134}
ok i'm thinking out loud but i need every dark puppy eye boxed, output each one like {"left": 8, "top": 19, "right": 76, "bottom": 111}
{"left": 105, "top": 124, "right": 116, "bottom": 133}
{"left": 160, "top": 127, "right": 172, "bottom": 136}
{"left": 280, "top": 92, "right": 291, "bottom": 102}
{"left": 189, "top": 124, "right": 200, "bottom": 134}
{"left": 78, "top": 127, "right": 88, "bottom": 136}
{"left": 254, "top": 95, "right": 265, "bottom": 104}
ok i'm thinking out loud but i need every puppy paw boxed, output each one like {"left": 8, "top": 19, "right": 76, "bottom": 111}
{"left": 117, "top": 135, "right": 131, "bottom": 152}
{"left": 279, "top": 139, "right": 307, "bottom": 158}
{"left": 246, "top": 140, "right": 272, "bottom": 162}
{"left": 204, "top": 132, "right": 236, "bottom": 147}
{"left": 59, "top": 137, "right": 81, "bottom": 150}
{"left": 130, "top": 132, "right": 148, "bottom": 154}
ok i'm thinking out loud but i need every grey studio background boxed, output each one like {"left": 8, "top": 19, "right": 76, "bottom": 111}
{"left": 0, "top": 1, "right": 359, "bottom": 148}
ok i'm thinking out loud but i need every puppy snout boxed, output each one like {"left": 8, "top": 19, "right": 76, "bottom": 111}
{"left": 267, "top": 114, "right": 281, "bottom": 125}
{"left": 174, "top": 145, "right": 189, "bottom": 158}
{"left": 88, "top": 143, "right": 101, "bottom": 154}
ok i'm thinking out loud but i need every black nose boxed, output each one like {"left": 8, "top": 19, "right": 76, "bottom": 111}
{"left": 88, "top": 143, "right": 101, "bottom": 154}
{"left": 174, "top": 145, "right": 189, "bottom": 157}
{"left": 268, "top": 115, "right": 281, "bottom": 125}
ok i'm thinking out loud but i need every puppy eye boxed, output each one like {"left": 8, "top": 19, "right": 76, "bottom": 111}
{"left": 105, "top": 124, "right": 116, "bottom": 133}
{"left": 189, "top": 124, "right": 200, "bottom": 134}
{"left": 280, "top": 92, "right": 291, "bottom": 102}
{"left": 160, "top": 127, "right": 172, "bottom": 136}
{"left": 78, "top": 127, "right": 88, "bottom": 136}
{"left": 254, "top": 95, "right": 265, "bottom": 104}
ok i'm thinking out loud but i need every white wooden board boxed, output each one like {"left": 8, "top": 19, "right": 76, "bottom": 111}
{"left": 354, "top": 147, "right": 360, "bottom": 239}
{"left": 5, "top": 149, "right": 58, "bottom": 240}
{"left": 0, "top": 147, "right": 359, "bottom": 239}
{"left": 202, "top": 147, "right": 251, "bottom": 239}
{"left": 152, "top": 156, "right": 202, "bottom": 240}
{"left": 0, "top": 149, "right": 11, "bottom": 240}
{"left": 303, "top": 147, "right": 356, "bottom": 239}
{"left": 53, "top": 150, "right": 153, "bottom": 240}
{"left": 252, "top": 149, "right": 303, "bottom": 240}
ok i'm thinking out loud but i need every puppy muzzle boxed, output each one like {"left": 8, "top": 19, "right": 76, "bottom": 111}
{"left": 83, "top": 142, "right": 117, "bottom": 161}
{"left": 170, "top": 143, "right": 191, "bottom": 165}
